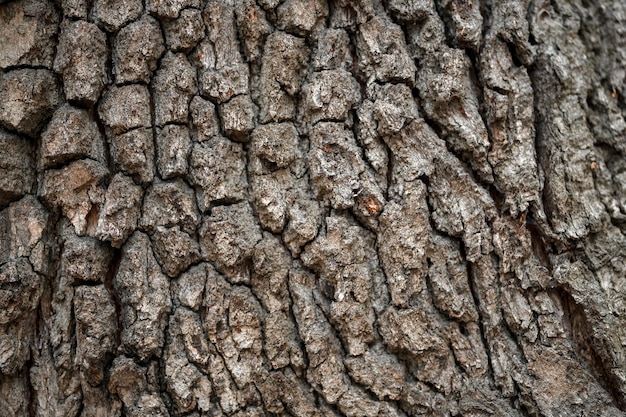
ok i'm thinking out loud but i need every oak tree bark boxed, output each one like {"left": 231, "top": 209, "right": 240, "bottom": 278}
{"left": 1, "top": 0, "right": 626, "bottom": 416}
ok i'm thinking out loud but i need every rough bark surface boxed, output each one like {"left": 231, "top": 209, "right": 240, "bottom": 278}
{"left": 1, "top": 0, "right": 626, "bottom": 416}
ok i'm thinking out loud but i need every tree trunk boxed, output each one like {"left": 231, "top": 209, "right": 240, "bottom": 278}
{"left": 1, "top": 0, "right": 626, "bottom": 415}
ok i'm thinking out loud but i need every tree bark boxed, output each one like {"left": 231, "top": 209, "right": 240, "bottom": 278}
{"left": 1, "top": 0, "right": 626, "bottom": 415}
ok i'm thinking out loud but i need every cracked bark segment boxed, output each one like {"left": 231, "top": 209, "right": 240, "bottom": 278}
{"left": 428, "top": 234, "right": 478, "bottom": 323}
{"left": 92, "top": 0, "right": 142, "bottom": 32}
{"left": 250, "top": 171, "right": 293, "bottom": 233}
{"left": 140, "top": 178, "right": 200, "bottom": 235}
{"left": 416, "top": 49, "right": 493, "bottom": 183}
{"left": 313, "top": 28, "right": 353, "bottom": 71}
{"left": 0, "top": 0, "right": 59, "bottom": 69}
{"left": 172, "top": 263, "right": 207, "bottom": 311}
{"left": 156, "top": 124, "right": 192, "bottom": 179}
{"left": 258, "top": 31, "right": 310, "bottom": 123}
{"left": 344, "top": 346, "right": 406, "bottom": 401}
{"left": 96, "top": 173, "right": 143, "bottom": 248}
{"left": 0, "top": 131, "right": 34, "bottom": 208}
{"left": 98, "top": 84, "right": 152, "bottom": 135}
{"left": 308, "top": 122, "right": 382, "bottom": 211}
{"left": 301, "top": 214, "right": 380, "bottom": 356}
{"left": 276, "top": 0, "right": 328, "bottom": 36}
{"left": 235, "top": 0, "right": 271, "bottom": 65}
{"left": 283, "top": 197, "right": 322, "bottom": 256}
{"left": 218, "top": 95, "right": 257, "bottom": 142}
{"left": 439, "top": 0, "right": 483, "bottom": 51}
{"left": 530, "top": 3, "right": 606, "bottom": 240}
{"left": 378, "top": 180, "right": 430, "bottom": 308}
{"left": 150, "top": 226, "right": 201, "bottom": 277}
{"left": 379, "top": 306, "right": 455, "bottom": 393}
{"left": 114, "top": 232, "right": 172, "bottom": 361}
{"left": 164, "top": 307, "right": 212, "bottom": 414}
{"left": 301, "top": 69, "right": 361, "bottom": 126}
{"left": 198, "top": 1, "right": 249, "bottom": 104}
{"left": 146, "top": 0, "right": 199, "bottom": 18}
{"left": 0, "top": 373, "right": 29, "bottom": 416}
{"left": 39, "top": 159, "right": 109, "bottom": 236}
{"left": 113, "top": 16, "right": 165, "bottom": 84}
{"left": 54, "top": 21, "right": 107, "bottom": 106}
{"left": 0, "top": 69, "right": 61, "bottom": 138}
{"left": 188, "top": 137, "right": 248, "bottom": 212}
{"left": 190, "top": 96, "right": 221, "bottom": 142}
{"left": 163, "top": 8, "right": 205, "bottom": 52}
{"left": 74, "top": 285, "right": 117, "bottom": 386}
{"left": 108, "top": 356, "right": 169, "bottom": 416}
{"left": 199, "top": 202, "right": 262, "bottom": 284}
{"left": 60, "top": 233, "right": 113, "bottom": 283}
{"left": 480, "top": 38, "right": 541, "bottom": 216}
{"left": 109, "top": 128, "right": 155, "bottom": 184}
{"left": 153, "top": 52, "right": 197, "bottom": 126}
{"left": 0, "top": 196, "right": 49, "bottom": 275}
{"left": 387, "top": 0, "right": 431, "bottom": 22}
{"left": 251, "top": 234, "right": 304, "bottom": 369}
{"left": 249, "top": 123, "right": 300, "bottom": 175}
{"left": 40, "top": 105, "right": 106, "bottom": 170}
{"left": 356, "top": 15, "right": 416, "bottom": 85}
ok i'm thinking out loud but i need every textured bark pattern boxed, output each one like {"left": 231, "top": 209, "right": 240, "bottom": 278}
{"left": 1, "top": 0, "right": 626, "bottom": 416}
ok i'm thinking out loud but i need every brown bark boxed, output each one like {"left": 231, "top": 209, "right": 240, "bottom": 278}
{"left": 1, "top": 0, "right": 626, "bottom": 416}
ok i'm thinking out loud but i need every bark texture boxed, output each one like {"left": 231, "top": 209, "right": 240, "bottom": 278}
{"left": 1, "top": 0, "right": 626, "bottom": 416}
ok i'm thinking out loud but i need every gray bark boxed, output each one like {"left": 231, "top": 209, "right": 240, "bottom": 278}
{"left": 1, "top": 0, "right": 626, "bottom": 416}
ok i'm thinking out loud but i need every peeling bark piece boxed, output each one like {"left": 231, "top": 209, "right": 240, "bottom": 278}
{"left": 440, "top": 0, "right": 483, "bottom": 51}
{"left": 151, "top": 226, "right": 201, "bottom": 278}
{"left": 218, "top": 95, "right": 257, "bottom": 141}
{"left": 39, "top": 159, "right": 108, "bottom": 236}
{"left": 54, "top": 21, "right": 107, "bottom": 105}
{"left": 40, "top": 105, "right": 105, "bottom": 170}
{"left": 153, "top": 53, "right": 197, "bottom": 126}
{"left": 356, "top": 15, "right": 416, "bottom": 84}
{"left": 114, "top": 233, "right": 172, "bottom": 360}
{"left": 188, "top": 137, "right": 248, "bottom": 212}
{"left": 0, "top": 69, "right": 61, "bottom": 137}
{"left": 0, "top": 131, "right": 34, "bottom": 207}
{"left": 61, "top": 233, "right": 113, "bottom": 283}
{"left": 74, "top": 286, "right": 117, "bottom": 386}
{"left": 140, "top": 178, "right": 200, "bottom": 235}
{"left": 92, "top": 0, "right": 142, "bottom": 32}
{"left": 301, "top": 69, "right": 361, "bottom": 125}
{"left": 113, "top": 16, "right": 165, "bottom": 84}
{"left": 276, "top": 0, "right": 328, "bottom": 36}
{"left": 163, "top": 8, "right": 205, "bottom": 52}
{"left": 258, "top": 31, "right": 310, "bottom": 123}
{"left": 96, "top": 173, "right": 142, "bottom": 247}
{"left": 109, "top": 128, "right": 155, "bottom": 184}
{"left": 199, "top": 202, "right": 262, "bottom": 284}
{"left": 156, "top": 124, "right": 192, "bottom": 180}
{"left": 98, "top": 85, "right": 152, "bottom": 135}
{"left": 108, "top": 356, "right": 169, "bottom": 416}
{"left": 378, "top": 181, "right": 430, "bottom": 308}
{"left": 0, "top": 0, "right": 59, "bottom": 69}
